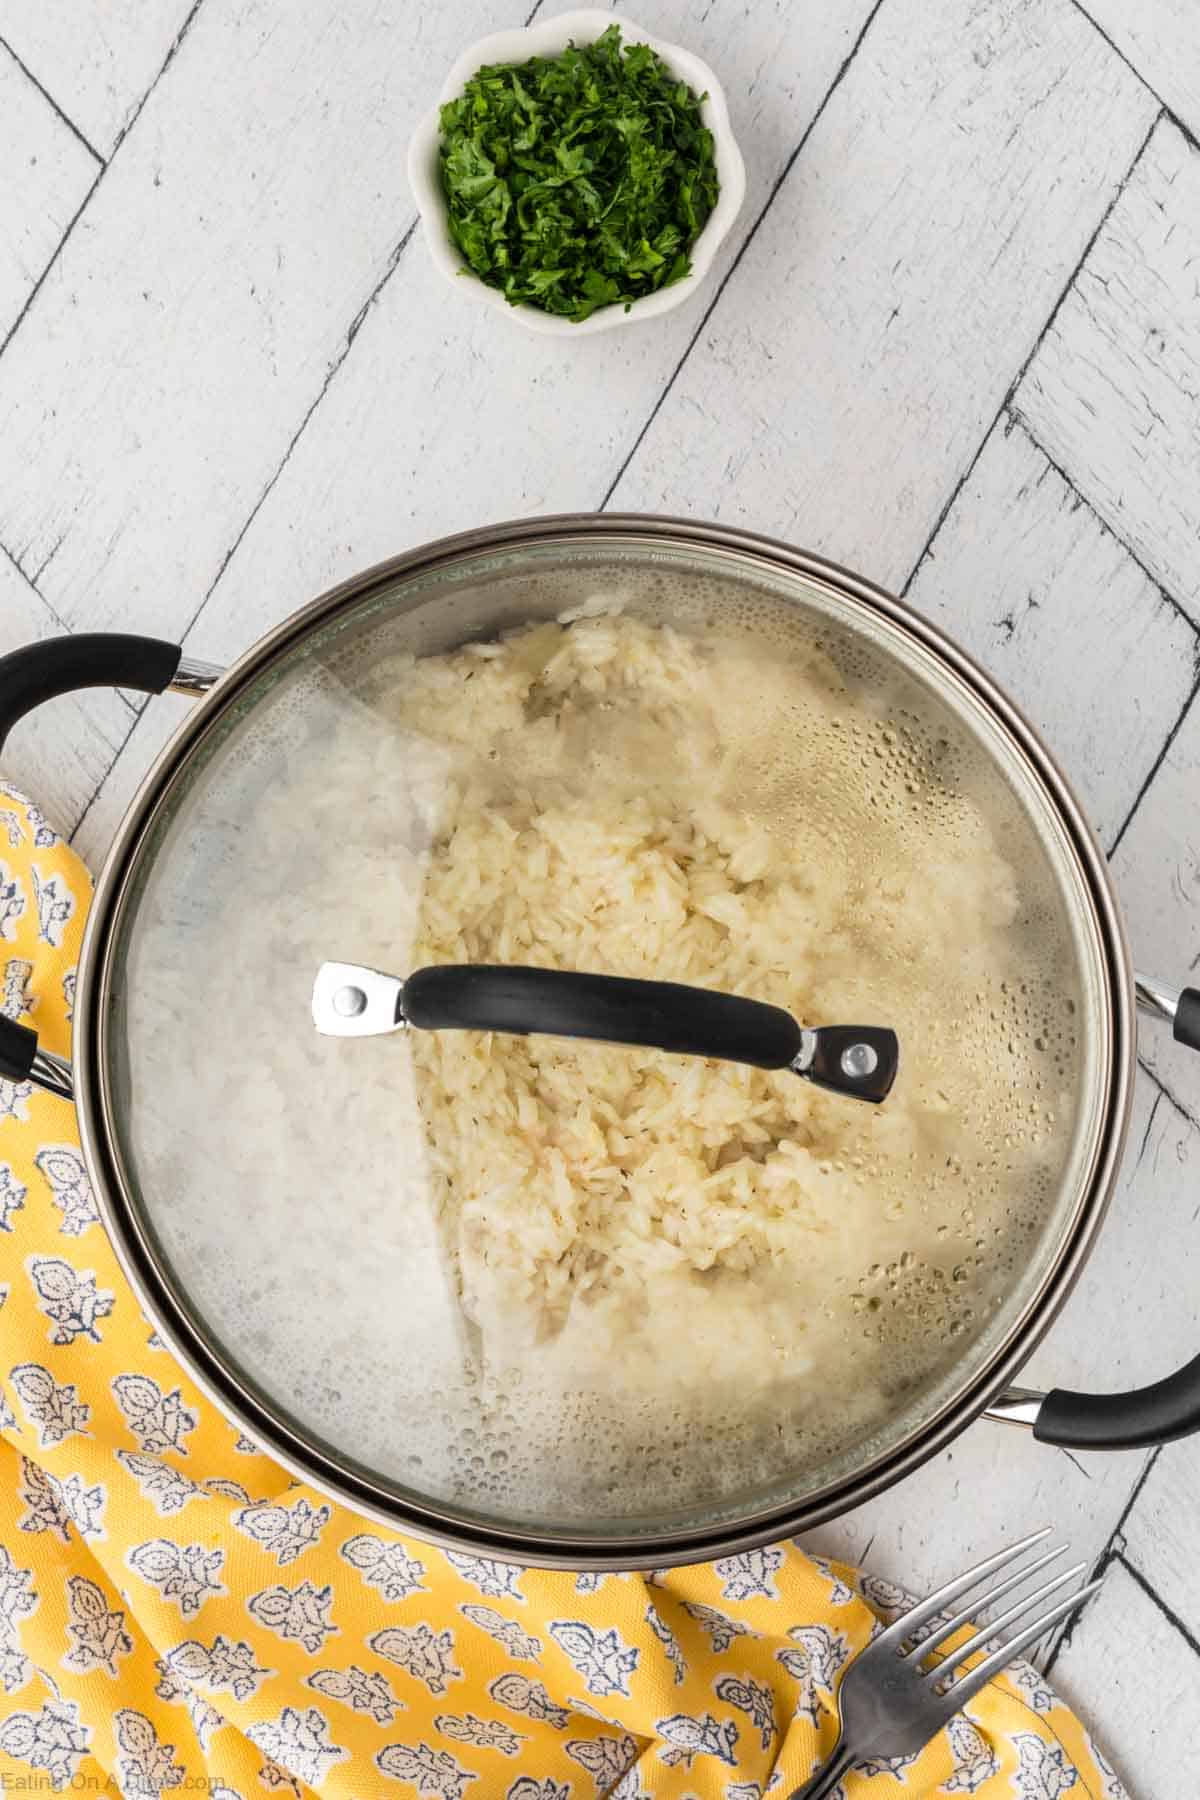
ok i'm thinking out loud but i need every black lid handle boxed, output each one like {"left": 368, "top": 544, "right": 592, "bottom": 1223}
{"left": 312, "top": 961, "right": 898, "bottom": 1104}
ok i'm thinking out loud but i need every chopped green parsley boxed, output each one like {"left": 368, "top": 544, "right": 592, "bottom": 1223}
{"left": 438, "top": 24, "right": 720, "bottom": 322}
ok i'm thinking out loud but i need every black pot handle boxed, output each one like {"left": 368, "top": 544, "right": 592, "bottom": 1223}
{"left": 987, "top": 974, "right": 1200, "bottom": 1450}
{"left": 0, "top": 633, "right": 183, "bottom": 753}
{"left": 1169, "top": 986, "right": 1200, "bottom": 1054}
{"left": 1135, "top": 974, "right": 1200, "bottom": 1054}
{"left": 0, "top": 1013, "right": 73, "bottom": 1101}
{"left": 0, "top": 1015, "right": 37, "bottom": 1084}
{"left": 0, "top": 631, "right": 187, "bottom": 1102}
{"left": 1030, "top": 1357, "right": 1200, "bottom": 1452}
{"left": 313, "top": 960, "right": 899, "bottom": 1103}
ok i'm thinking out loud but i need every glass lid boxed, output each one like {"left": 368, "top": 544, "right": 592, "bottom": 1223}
{"left": 99, "top": 532, "right": 1112, "bottom": 1549}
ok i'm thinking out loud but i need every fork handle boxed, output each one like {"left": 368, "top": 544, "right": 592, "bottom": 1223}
{"left": 788, "top": 1740, "right": 857, "bottom": 1799}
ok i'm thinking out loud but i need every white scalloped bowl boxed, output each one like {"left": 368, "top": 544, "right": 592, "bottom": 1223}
{"left": 407, "top": 8, "right": 746, "bottom": 336}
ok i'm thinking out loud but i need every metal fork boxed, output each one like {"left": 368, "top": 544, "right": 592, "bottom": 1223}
{"left": 791, "top": 1527, "right": 1103, "bottom": 1799}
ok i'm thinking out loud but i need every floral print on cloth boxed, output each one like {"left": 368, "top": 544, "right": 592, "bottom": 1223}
{"left": 0, "top": 785, "right": 1128, "bottom": 1799}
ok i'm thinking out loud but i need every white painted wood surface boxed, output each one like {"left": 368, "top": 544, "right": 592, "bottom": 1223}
{"left": 0, "top": 0, "right": 570, "bottom": 642}
{"left": 610, "top": 0, "right": 1157, "bottom": 588}
{"left": 0, "top": 41, "right": 96, "bottom": 344}
{"left": 1049, "top": 1562, "right": 1198, "bottom": 1798}
{"left": 905, "top": 413, "right": 1198, "bottom": 850}
{"left": 1079, "top": 0, "right": 1200, "bottom": 142}
{"left": 1017, "top": 118, "right": 1200, "bottom": 622}
{"left": 0, "top": 0, "right": 196, "bottom": 159}
{"left": 1122, "top": 1432, "right": 1200, "bottom": 1646}
{"left": 4, "top": 0, "right": 1200, "bottom": 1789}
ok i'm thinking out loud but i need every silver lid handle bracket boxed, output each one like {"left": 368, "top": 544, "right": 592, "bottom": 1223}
{"left": 312, "top": 962, "right": 407, "bottom": 1038}
{"left": 982, "top": 1387, "right": 1045, "bottom": 1431}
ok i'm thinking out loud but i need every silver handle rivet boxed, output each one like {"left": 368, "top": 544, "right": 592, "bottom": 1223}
{"left": 841, "top": 1041, "right": 879, "bottom": 1079}
{"left": 333, "top": 984, "right": 368, "bottom": 1018}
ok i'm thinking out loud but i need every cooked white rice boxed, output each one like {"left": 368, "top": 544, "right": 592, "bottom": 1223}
{"left": 392, "top": 607, "right": 1068, "bottom": 1369}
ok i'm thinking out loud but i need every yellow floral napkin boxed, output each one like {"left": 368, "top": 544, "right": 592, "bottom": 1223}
{"left": 0, "top": 784, "right": 1126, "bottom": 1800}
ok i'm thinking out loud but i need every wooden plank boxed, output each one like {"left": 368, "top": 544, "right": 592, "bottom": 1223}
{"left": 609, "top": 0, "right": 1158, "bottom": 590}
{"left": 1081, "top": 0, "right": 1200, "bottom": 141}
{"left": 1049, "top": 1561, "right": 1196, "bottom": 1795}
{"left": 1017, "top": 119, "right": 1200, "bottom": 621}
{"left": 907, "top": 414, "right": 1198, "bottom": 849}
{"left": 1123, "top": 1435, "right": 1200, "bottom": 1647}
{"left": 0, "top": 0, "right": 194, "bottom": 159}
{"left": 0, "top": 556, "right": 135, "bottom": 836}
{"left": 65, "top": 0, "right": 884, "bottom": 862}
{"left": 0, "top": 43, "right": 97, "bottom": 343}
{"left": 806, "top": 1069, "right": 1200, "bottom": 1617}
{"left": 0, "top": 0, "right": 573, "bottom": 646}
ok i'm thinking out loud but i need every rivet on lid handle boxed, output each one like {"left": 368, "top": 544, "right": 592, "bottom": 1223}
{"left": 841, "top": 1041, "right": 879, "bottom": 1079}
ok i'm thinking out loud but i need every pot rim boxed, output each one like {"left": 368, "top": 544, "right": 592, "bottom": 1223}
{"left": 73, "top": 512, "right": 1136, "bottom": 1568}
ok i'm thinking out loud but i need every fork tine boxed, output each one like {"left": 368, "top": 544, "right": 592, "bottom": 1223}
{"left": 926, "top": 1561, "right": 1088, "bottom": 1681}
{"left": 869, "top": 1526, "right": 1054, "bottom": 1652}
{"left": 908, "top": 1544, "right": 1068, "bottom": 1662}
{"left": 933, "top": 1579, "right": 1104, "bottom": 1719}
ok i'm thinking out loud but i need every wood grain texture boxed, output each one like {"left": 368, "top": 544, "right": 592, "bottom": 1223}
{"left": 1050, "top": 1561, "right": 1192, "bottom": 1795}
{"left": 1017, "top": 119, "right": 1200, "bottom": 621}
{"left": 0, "top": 0, "right": 194, "bottom": 158}
{"left": 0, "top": 0, "right": 563, "bottom": 645}
{"left": 1080, "top": 0, "right": 1200, "bottom": 140}
{"left": 807, "top": 1069, "right": 1200, "bottom": 1617}
{"left": 0, "top": 555, "right": 135, "bottom": 835}
{"left": 0, "top": 43, "right": 97, "bottom": 343}
{"left": 609, "top": 0, "right": 1158, "bottom": 589}
{"left": 1122, "top": 1435, "right": 1200, "bottom": 1647}
{"left": 907, "top": 414, "right": 1198, "bottom": 848}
